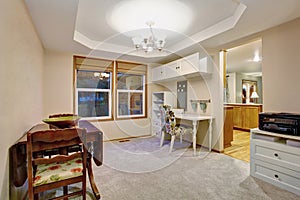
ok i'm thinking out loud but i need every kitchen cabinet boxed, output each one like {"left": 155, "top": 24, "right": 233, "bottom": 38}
{"left": 199, "top": 57, "right": 212, "bottom": 74}
{"left": 164, "top": 61, "right": 181, "bottom": 79}
{"left": 224, "top": 106, "right": 233, "bottom": 148}
{"left": 250, "top": 129, "right": 300, "bottom": 195}
{"left": 151, "top": 53, "right": 212, "bottom": 82}
{"left": 151, "top": 92, "right": 176, "bottom": 136}
{"left": 152, "top": 65, "right": 165, "bottom": 82}
{"left": 227, "top": 104, "right": 262, "bottom": 131}
{"left": 232, "top": 106, "right": 242, "bottom": 128}
{"left": 180, "top": 53, "right": 199, "bottom": 76}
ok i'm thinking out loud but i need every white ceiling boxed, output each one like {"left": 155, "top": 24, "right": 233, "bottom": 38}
{"left": 73, "top": 0, "right": 245, "bottom": 58}
{"left": 227, "top": 39, "right": 262, "bottom": 74}
{"left": 25, "top": 0, "right": 300, "bottom": 69}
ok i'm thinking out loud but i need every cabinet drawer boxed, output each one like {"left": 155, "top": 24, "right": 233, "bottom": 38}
{"left": 251, "top": 159, "right": 300, "bottom": 195}
{"left": 251, "top": 139, "right": 300, "bottom": 171}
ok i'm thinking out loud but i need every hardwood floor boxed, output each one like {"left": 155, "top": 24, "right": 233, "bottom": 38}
{"left": 223, "top": 130, "right": 250, "bottom": 162}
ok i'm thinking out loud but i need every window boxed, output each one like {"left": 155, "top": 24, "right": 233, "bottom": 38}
{"left": 116, "top": 61, "right": 147, "bottom": 119}
{"left": 74, "top": 56, "right": 147, "bottom": 120}
{"left": 74, "top": 56, "right": 113, "bottom": 120}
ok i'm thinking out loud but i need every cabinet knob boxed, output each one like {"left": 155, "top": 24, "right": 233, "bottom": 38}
{"left": 274, "top": 153, "right": 279, "bottom": 158}
{"left": 274, "top": 174, "right": 279, "bottom": 180}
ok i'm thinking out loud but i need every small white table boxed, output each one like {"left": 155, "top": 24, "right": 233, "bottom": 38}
{"left": 176, "top": 114, "right": 213, "bottom": 154}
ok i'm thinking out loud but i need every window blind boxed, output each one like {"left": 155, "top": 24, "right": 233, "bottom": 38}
{"left": 75, "top": 56, "right": 113, "bottom": 72}
{"left": 116, "top": 61, "right": 147, "bottom": 75}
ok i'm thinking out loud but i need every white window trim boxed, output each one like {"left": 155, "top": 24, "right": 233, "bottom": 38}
{"left": 75, "top": 87, "right": 112, "bottom": 120}
{"left": 116, "top": 76, "right": 146, "bottom": 118}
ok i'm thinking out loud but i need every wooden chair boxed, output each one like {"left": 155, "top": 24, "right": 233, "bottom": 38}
{"left": 159, "top": 105, "right": 193, "bottom": 153}
{"left": 27, "top": 128, "right": 87, "bottom": 200}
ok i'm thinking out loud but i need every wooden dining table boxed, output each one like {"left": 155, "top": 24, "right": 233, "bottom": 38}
{"left": 10, "top": 120, "right": 103, "bottom": 199}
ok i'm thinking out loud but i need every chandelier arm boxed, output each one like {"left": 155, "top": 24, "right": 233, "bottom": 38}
{"left": 132, "top": 21, "right": 165, "bottom": 53}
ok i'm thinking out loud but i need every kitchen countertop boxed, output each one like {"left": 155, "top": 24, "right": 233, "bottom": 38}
{"left": 224, "top": 105, "right": 234, "bottom": 109}
{"left": 225, "top": 103, "right": 263, "bottom": 106}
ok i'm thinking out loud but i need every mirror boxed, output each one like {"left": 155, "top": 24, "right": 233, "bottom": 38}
{"left": 242, "top": 80, "right": 258, "bottom": 103}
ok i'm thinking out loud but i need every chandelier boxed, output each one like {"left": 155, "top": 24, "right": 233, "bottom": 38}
{"left": 132, "top": 22, "right": 165, "bottom": 53}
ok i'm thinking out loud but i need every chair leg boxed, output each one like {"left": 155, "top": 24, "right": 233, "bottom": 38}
{"left": 28, "top": 190, "right": 33, "bottom": 200}
{"left": 169, "top": 135, "right": 175, "bottom": 153}
{"left": 63, "top": 186, "right": 68, "bottom": 200}
{"left": 160, "top": 131, "right": 165, "bottom": 147}
{"left": 83, "top": 176, "right": 86, "bottom": 200}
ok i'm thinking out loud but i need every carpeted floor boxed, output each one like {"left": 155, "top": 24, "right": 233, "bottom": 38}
{"left": 35, "top": 186, "right": 96, "bottom": 200}
{"left": 90, "top": 136, "right": 299, "bottom": 200}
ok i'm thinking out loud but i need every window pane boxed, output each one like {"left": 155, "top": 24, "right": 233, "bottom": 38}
{"left": 77, "top": 70, "right": 110, "bottom": 89}
{"left": 118, "top": 92, "right": 143, "bottom": 116}
{"left": 130, "top": 92, "right": 143, "bottom": 115}
{"left": 118, "top": 92, "right": 129, "bottom": 115}
{"left": 117, "top": 73, "right": 143, "bottom": 90}
{"left": 78, "top": 91, "right": 109, "bottom": 117}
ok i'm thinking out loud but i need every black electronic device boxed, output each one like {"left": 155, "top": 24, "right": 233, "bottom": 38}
{"left": 259, "top": 112, "right": 300, "bottom": 136}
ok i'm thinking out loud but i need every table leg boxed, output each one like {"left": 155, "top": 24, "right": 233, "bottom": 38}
{"left": 87, "top": 155, "right": 101, "bottom": 200}
{"left": 192, "top": 120, "right": 198, "bottom": 155}
{"left": 160, "top": 131, "right": 165, "bottom": 147}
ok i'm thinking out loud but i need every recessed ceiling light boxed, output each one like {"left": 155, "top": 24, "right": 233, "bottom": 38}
{"left": 106, "top": 0, "right": 193, "bottom": 34}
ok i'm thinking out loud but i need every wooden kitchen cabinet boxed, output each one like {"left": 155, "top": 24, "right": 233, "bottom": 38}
{"left": 227, "top": 104, "right": 262, "bottom": 131}
{"left": 224, "top": 106, "right": 234, "bottom": 148}
{"left": 232, "top": 106, "right": 242, "bottom": 128}
{"left": 244, "top": 107, "right": 260, "bottom": 129}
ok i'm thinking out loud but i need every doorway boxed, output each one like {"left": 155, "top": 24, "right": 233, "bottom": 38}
{"left": 223, "top": 39, "right": 263, "bottom": 162}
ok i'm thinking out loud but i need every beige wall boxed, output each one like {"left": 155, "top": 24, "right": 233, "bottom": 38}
{"left": 262, "top": 18, "right": 300, "bottom": 112}
{"left": 43, "top": 50, "right": 74, "bottom": 117}
{"left": 0, "top": 0, "right": 44, "bottom": 199}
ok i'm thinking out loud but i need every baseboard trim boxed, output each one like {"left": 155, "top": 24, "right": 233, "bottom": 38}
{"left": 105, "top": 135, "right": 224, "bottom": 153}
{"left": 104, "top": 134, "right": 152, "bottom": 142}
{"left": 195, "top": 144, "right": 223, "bottom": 153}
